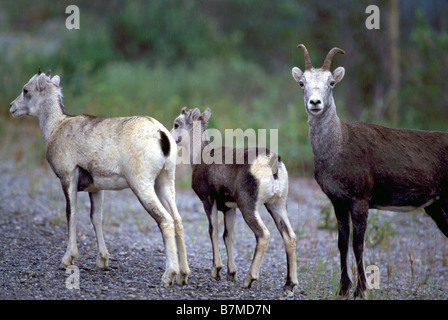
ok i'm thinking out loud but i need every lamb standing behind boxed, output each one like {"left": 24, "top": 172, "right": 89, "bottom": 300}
{"left": 171, "top": 107, "right": 297, "bottom": 292}
{"left": 9, "top": 69, "right": 190, "bottom": 287}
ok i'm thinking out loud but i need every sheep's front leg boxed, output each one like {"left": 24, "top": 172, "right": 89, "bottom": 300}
{"left": 351, "top": 200, "right": 369, "bottom": 299}
{"left": 223, "top": 208, "right": 237, "bottom": 282}
{"left": 89, "top": 191, "right": 110, "bottom": 270}
{"left": 60, "top": 173, "right": 79, "bottom": 269}
{"left": 333, "top": 200, "right": 352, "bottom": 298}
{"left": 205, "top": 200, "right": 223, "bottom": 280}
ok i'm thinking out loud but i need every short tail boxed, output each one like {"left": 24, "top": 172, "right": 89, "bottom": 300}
{"left": 269, "top": 154, "right": 281, "bottom": 180}
{"left": 159, "top": 130, "right": 171, "bottom": 157}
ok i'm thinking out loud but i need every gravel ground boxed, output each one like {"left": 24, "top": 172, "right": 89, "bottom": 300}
{"left": 1, "top": 160, "right": 448, "bottom": 301}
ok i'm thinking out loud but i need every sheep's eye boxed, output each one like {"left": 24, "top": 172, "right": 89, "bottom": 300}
{"left": 23, "top": 88, "right": 28, "bottom": 95}
{"left": 329, "top": 81, "right": 336, "bottom": 87}
{"left": 174, "top": 123, "right": 179, "bottom": 129}
{"left": 299, "top": 81, "right": 304, "bottom": 88}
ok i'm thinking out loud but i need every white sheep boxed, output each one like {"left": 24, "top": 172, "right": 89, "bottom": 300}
{"left": 10, "top": 69, "right": 190, "bottom": 287}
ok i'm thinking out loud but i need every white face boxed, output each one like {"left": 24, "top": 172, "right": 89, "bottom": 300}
{"left": 171, "top": 113, "right": 190, "bottom": 148}
{"left": 292, "top": 66, "right": 345, "bottom": 116}
{"left": 171, "top": 108, "right": 211, "bottom": 148}
{"left": 10, "top": 73, "right": 61, "bottom": 118}
{"left": 10, "top": 74, "right": 40, "bottom": 118}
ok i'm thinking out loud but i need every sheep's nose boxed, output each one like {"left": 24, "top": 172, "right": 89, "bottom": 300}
{"left": 309, "top": 99, "right": 321, "bottom": 106}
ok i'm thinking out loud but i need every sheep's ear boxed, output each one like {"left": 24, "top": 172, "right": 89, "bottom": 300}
{"left": 292, "top": 67, "right": 303, "bottom": 83}
{"left": 51, "top": 75, "right": 60, "bottom": 86}
{"left": 201, "top": 109, "right": 211, "bottom": 123}
{"left": 189, "top": 108, "right": 201, "bottom": 121}
{"left": 37, "top": 74, "right": 48, "bottom": 91}
{"left": 332, "top": 67, "right": 345, "bottom": 84}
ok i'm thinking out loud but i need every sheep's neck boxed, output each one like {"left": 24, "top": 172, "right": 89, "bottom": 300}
{"left": 307, "top": 100, "right": 344, "bottom": 162}
{"left": 37, "top": 94, "right": 67, "bottom": 148}
{"left": 190, "top": 122, "right": 210, "bottom": 168}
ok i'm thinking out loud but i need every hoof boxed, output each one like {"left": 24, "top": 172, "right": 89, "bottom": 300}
{"left": 211, "top": 266, "right": 222, "bottom": 280}
{"left": 176, "top": 272, "right": 189, "bottom": 286}
{"left": 97, "top": 264, "right": 110, "bottom": 271}
{"left": 60, "top": 256, "right": 76, "bottom": 270}
{"left": 337, "top": 280, "right": 352, "bottom": 299}
{"left": 283, "top": 289, "right": 295, "bottom": 298}
{"left": 243, "top": 275, "right": 256, "bottom": 288}
{"left": 226, "top": 271, "right": 237, "bottom": 283}
{"left": 354, "top": 287, "right": 366, "bottom": 299}
{"left": 59, "top": 262, "right": 69, "bottom": 270}
{"left": 61, "top": 251, "right": 77, "bottom": 269}
{"left": 283, "top": 282, "right": 297, "bottom": 293}
{"left": 161, "top": 278, "right": 174, "bottom": 288}
{"left": 161, "top": 269, "right": 178, "bottom": 287}
{"left": 96, "top": 258, "right": 110, "bottom": 271}
{"left": 334, "top": 293, "right": 350, "bottom": 300}
{"left": 96, "top": 252, "right": 110, "bottom": 270}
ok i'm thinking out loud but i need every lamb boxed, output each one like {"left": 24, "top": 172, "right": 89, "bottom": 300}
{"left": 9, "top": 69, "right": 190, "bottom": 287}
{"left": 170, "top": 107, "right": 297, "bottom": 292}
{"left": 292, "top": 44, "right": 448, "bottom": 298}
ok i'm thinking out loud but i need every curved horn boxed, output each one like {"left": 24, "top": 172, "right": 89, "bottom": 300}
{"left": 297, "top": 44, "right": 312, "bottom": 70}
{"left": 45, "top": 69, "right": 51, "bottom": 77}
{"left": 38, "top": 67, "right": 42, "bottom": 75}
{"left": 322, "top": 47, "right": 345, "bottom": 70}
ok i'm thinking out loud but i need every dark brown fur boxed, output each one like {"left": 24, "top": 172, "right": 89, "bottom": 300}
{"left": 314, "top": 120, "right": 448, "bottom": 297}
{"left": 294, "top": 44, "right": 448, "bottom": 298}
{"left": 174, "top": 107, "right": 296, "bottom": 290}
{"left": 192, "top": 147, "right": 266, "bottom": 213}
{"left": 316, "top": 122, "right": 448, "bottom": 207}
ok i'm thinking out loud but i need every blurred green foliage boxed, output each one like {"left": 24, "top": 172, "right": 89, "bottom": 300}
{"left": 1, "top": 0, "right": 447, "bottom": 175}
{"left": 400, "top": 9, "right": 448, "bottom": 129}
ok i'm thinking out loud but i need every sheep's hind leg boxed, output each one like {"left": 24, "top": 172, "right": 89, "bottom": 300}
{"left": 133, "top": 184, "right": 179, "bottom": 287}
{"left": 223, "top": 208, "right": 237, "bottom": 282}
{"left": 89, "top": 191, "right": 110, "bottom": 270}
{"left": 239, "top": 205, "right": 270, "bottom": 288}
{"left": 351, "top": 200, "right": 369, "bottom": 299}
{"left": 155, "top": 171, "right": 190, "bottom": 285}
{"left": 205, "top": 200, "right": 224, "bottom": 280}
{"left": 265, "top": 201, "right": 297, "bottom": 292}
{"left": 425, "top": 201, "right": 448, "bottom": 238}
